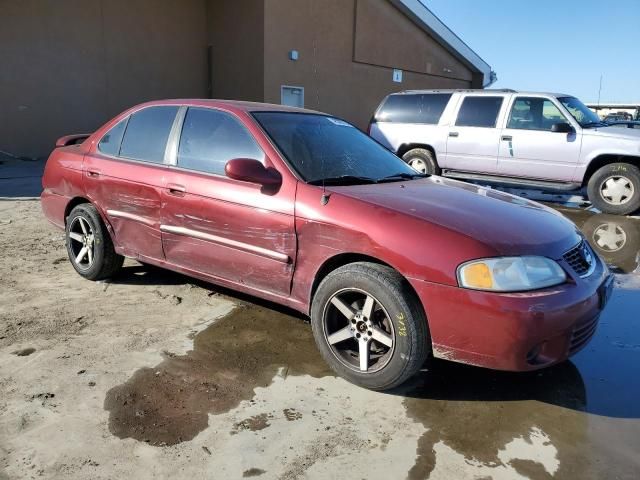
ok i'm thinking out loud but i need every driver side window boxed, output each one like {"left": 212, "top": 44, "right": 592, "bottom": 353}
{"left": 507, "top": 97, "right": 567, "bottom": 131}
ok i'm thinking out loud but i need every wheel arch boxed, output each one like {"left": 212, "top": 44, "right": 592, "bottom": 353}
{"left": 396, "top": 143, "right": 437, "bottom": 162}
{"left": 64, "top": 196, "right": 118, "bottom": 245}
{"left": 582, "top": 154, "right": 640, "bottom": 186}
{"left": 64, "top": 196, "right": 92, "bottom": 224}
{"left": 309, "top": 253, "right": 425, "bottom": 321}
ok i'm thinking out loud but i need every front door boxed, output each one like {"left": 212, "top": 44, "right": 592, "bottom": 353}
{"left": 84, "top": 105, "right": 179, "bottom": 260}
{"left": 497, "top": 96, "right": 582, "bottom": 181}
{"left": 160, "top": 107, "right": 296, "bottom": 296}
{"left": 444, "top": 95, "right": 505, "bottom": 174}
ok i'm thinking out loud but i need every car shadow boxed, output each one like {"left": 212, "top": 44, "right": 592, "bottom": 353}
{"left": 393, "top": 355, "right": 639, "bottom": 420}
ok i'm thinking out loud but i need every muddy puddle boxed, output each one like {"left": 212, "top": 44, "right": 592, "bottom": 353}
{"left": 104, "top": 305, "right": 331, "bottom": 446}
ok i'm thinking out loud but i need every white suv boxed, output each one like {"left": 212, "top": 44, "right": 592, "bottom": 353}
{"left": 369, "top": 89, "right": 640, "bottom": 215}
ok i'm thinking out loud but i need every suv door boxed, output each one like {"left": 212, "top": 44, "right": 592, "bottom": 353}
{"left": 83, "top": 105, "right": 179, "bottom": 260}
{"left": 444, "top": 95, "right": 505, "bottom": 174}
{"left": 160, "top": 107, "right": 296, "bottom": 296}
{"left": 497, "top": 96, "right": 582, "bottom": 181}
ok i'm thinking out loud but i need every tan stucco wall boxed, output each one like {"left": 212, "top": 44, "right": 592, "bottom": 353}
{"left": 207, "top": 0, "right": 264, "bottom": 102}
{"left": 263, "top": 0, "right": 474, "bottom": 130}
{"left": 0, "top": 0, "right": 209, "bottom": 159}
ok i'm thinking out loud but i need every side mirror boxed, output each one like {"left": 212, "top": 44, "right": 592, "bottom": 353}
{"left": 551, "top": 122, "right": 574, "bottom": 133}
{"left": 225, "top": 158, "right": 281, "bottom": 187}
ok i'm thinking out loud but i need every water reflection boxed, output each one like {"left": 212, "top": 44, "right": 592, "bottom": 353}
{"left": 553, "top": 206, "right": 640, "bottom": 274}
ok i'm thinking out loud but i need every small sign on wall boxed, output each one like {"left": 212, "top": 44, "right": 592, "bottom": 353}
{"left": 392, "top": 69, "right": 403, "bottom": 83}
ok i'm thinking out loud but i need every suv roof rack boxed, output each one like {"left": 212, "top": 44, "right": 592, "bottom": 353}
{"left": 399, "top": 88, "right": 516, "bottom": 94}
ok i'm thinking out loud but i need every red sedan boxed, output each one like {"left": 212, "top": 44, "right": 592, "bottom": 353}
{"left": 41, "top": 100, "right": 613, "bottom": 390}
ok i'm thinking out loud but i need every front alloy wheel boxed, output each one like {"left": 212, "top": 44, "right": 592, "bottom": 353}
{"left": 323, "top": 289, "right": 394, "bottom": 373}
{"left": 311, "top": 262, "right": 429, "bottom": 390}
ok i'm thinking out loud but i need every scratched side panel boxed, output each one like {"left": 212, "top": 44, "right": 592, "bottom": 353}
{"left": 83, "top": 154, "right": 166, "bottom": 260}
{"left": 161, "top": 168, "right": 297, "bottom": 297}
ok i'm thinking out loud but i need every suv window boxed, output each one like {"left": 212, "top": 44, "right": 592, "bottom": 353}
{"left": 507, "top": 97, "right": 566, "bottom": 131}
{"left": 177, "top": 107, "right": 264, "bottom": 175}
{"left": 455, "top": 96, "right": 503, "bottom": 128}
{"left": 98, "top": 118, "right": 128, "bottom": 156}
{"left": 119, "top": 106, "right": 178, "bottom": 163}
{"left": 376, "top": 93, "right": 451, "bottom": 124}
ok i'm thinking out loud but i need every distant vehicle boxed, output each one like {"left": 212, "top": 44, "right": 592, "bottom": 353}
{"left": 41, "top": 99, "right": 612, "bottom": 390}
{"left": 369, "top": 89, "right": 640, "bottom": 215}
{"left": 603, "top": 112, "right": 633, "bottom": 123}
{"left": 605, "top": 120, "right": 640, "bottom": 129}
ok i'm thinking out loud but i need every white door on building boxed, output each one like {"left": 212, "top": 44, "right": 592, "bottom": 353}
{"left": 281, "top": 86, "right": 304, "bottom": 108}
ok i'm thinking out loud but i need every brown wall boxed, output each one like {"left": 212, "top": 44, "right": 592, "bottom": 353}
{"left": 0, "top": 0, "right": 209, "bottom": 158}
{"left": 207, "top": 0, "right": 264, "bottom": 102}
{"left": 263, "top": 0, "right": 474, "bottom": 130}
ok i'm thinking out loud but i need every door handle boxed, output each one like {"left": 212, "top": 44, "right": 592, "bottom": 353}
{"left": 448, "top": 131, "right": 459, "bottom": 137}
{"left": 167, "top": 183, "right": 186, "bottom": 196}
{"left": 86, "top": 169, "right": 101, "bottom": 178}
{"left": 501, "top": 135, "right": 513, "bottom": 141}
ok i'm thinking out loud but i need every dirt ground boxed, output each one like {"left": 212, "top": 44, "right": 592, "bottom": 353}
{"left": 1, "top": 159, "right": 640, "bottom": 479}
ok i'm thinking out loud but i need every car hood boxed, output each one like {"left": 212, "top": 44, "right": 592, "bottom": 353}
{"left": 330, "top": 176, "right": 581, "bottom": 258}
{"left": 584, "top": 126, "right": 640, "bottom": 141}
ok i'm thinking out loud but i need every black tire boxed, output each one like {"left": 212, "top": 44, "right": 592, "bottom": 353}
{"left": 310, "top": 262, "right": 430, "bottom": 390}
{"left": 65, "top": 203, "right": 124, "bottom": 280}
{"left": 587, "top": 163, "right": 640, "bottom": 215}
{"left": 401, "top": 148, "right": 440, "bottom": 175}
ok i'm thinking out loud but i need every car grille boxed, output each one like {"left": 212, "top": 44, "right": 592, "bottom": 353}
{"left": 563, "top": 240, "right": 595, "bottom": 277}
{"left": 569, "top": 315, "right": 599, "bottom": 356}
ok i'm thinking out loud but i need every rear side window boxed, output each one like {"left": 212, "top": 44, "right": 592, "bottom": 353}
{"left": 177, "top": 107, "right": 264, "bottom": 175}
{"left": 98, "top": 119, "right": 128, "bottom": 156}
{"left": 455, "top": 96, "right": 504, "bottom": 128}
{"left": 119, "top": 106, "right": 178, "bottom": 163}
{"left": 375, "top": 94, "right": 451, "bottom": 124}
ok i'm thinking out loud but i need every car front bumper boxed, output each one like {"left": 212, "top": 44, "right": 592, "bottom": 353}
{"left": 412, "top": 261, "right": 613, "bottom": 371}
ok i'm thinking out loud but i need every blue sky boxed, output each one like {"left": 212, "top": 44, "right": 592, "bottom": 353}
{"left": 424, "top": 0, "right": 640, "bottom": 103}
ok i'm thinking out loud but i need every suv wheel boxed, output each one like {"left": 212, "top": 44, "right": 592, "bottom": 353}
{"left": 66, "top": 204, "right": 124, "bottom": 280}
{"left": 402, "top": 148, "right": 440, "bottom": 175}
{"left": 587, "top": 163, "right": 640, "bottom": 215}
{"left": 310, "top": 262, "right": 429, "bottom": 390}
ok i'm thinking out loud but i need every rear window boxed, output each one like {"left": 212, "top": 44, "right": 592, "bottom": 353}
{"left": 119, "top": 106, "right": 178, "bottom": 163}
{"left": 375, "top": 93, "right": 451, "bottom": 124}
{"left": 98, "top": 118, "right": 128, "bottom": 156}
{"left": 455, "top": 96, "right": 504, "bottom": 128}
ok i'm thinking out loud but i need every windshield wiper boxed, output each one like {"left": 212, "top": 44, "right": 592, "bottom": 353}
{"left": 377, "top": 172, "right": 428, "bottom": 183}
{"left": 308, "top": 175, "right": 378, "bottom": 186}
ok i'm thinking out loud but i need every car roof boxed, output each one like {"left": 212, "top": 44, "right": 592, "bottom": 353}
{"left": 129, "top": 98, "right": 325, "bottom": 116}
{"left": 393, "top": 89, "right": 572, "bottom": 97}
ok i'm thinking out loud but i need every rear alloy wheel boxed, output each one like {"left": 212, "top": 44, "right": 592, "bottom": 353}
{"left": 587, "top": 163, "right": 640, "bottom": 215}
{"left": 401, "top": 148, "right": 439, "bottom": 175}
{"left": 311, "top": 262, "right": 429, "bottom": 390}
{"left": 66, "top": 204, "right": 124, "bottom": 280}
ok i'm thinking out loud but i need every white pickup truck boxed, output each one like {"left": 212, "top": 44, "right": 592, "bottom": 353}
{"left": 369, "top": 89, "right": 640, "bottom": 215}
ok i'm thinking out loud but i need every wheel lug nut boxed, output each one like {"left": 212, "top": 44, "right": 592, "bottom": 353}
{"left": 367, "top": 331, "right": 372, "bottom": 336}
{"left": 356, "top": 333, "right": 361, "bottom": 338}
{"left": 351, "top": 319, "right": 356, "bottom": 324}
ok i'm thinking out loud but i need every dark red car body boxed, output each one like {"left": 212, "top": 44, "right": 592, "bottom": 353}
{"left": 42, "top": 100, "right": 611, "bottom": 372}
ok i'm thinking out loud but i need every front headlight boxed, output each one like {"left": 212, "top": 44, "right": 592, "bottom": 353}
{"left": 457, "top": 256, "right": 566, "bottom": 292}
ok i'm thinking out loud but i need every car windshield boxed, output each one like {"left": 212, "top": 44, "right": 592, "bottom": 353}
{"left": 252, "top": 112, "right": 422, "bottom": 184}
{"left": 557, "top": 96, "right": 603, "bottom": 127}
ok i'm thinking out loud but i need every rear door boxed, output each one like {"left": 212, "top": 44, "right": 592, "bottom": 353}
{"left": 497, "top": 96, "right": 582, "bottom": 181}
{"left": 369, "top": 93, "right": 451, "bottom": 156}
{"left": 444, "top": 95, "right": 506, "bottom": 174}
{"left": 83, "top": 105, "right": 179, "bottom": 260}
{"left": 160, "top": 107, "right": 296, "bottom": 296}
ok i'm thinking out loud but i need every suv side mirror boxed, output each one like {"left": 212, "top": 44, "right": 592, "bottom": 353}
{"left": 225, "top": 158, "right": 281, "bottom": 187}
{"left": 551, "top": 122, "right": 574, "bottom": 133}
